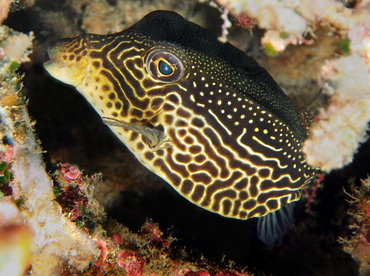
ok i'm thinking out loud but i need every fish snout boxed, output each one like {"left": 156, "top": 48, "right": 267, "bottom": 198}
{"left": 43, "top": 36, "right": 89, "bottom": 87}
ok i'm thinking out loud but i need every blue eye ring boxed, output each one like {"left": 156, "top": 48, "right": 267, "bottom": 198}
{"left": 146, "top": 49, "right": 185, "bottom": 82}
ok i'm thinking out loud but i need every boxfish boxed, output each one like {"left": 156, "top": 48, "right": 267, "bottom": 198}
{"left": 44, "top": 10, "right": 316, "bottom": 245}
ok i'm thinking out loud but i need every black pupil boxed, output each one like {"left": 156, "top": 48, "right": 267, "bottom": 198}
{"left": 158, "top": 60, "right": 173, "bottom": 75}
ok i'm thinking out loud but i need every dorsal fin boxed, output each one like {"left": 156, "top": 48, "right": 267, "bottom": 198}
{"left": 298, "top": 108, "right": 316, "bottom": 136}
{"left": 295, "top": 90, "right": 324, "bottom": 137}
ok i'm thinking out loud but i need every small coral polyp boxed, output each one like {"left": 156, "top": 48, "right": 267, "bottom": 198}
{"left": 117, "top": 251, "right": 145, "bottom": 276}
{"left": 60, "top": 163, "right": 82, "bottom": 182}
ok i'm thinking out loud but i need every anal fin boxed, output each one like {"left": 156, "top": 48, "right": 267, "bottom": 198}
{"left": 257, "top": 203, "right": 295, "bottom": 245}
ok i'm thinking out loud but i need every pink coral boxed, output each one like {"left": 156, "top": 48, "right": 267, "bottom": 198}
{"left": 92, "top": 239, "right": 114, "bottom": 272}
{"left": 117, "top": 251, "right": 145, "bottom": 276}
{"left": 0, "top": 144, "right": 13, "bottom": 163}
{"left": 60, "top": 163, "right": 83, "bottom": 183}
{"left": 112, "top": 232, "right": 124, "bottom": 245}
{"left": 69, "top": 201, "right": 84, "bottom": 221}
{"left": 143, "top": 222, "right": 171, "bottom": 248}
{"left": 235, "top": 13, "right": 256, "bottom": 30}
{"left": 93, "top": 239, "right": 108, "bottom": 267}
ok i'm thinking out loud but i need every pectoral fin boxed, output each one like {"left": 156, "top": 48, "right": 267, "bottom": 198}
{"left": 102, "top": 117, "right": 172, "bottom": 151}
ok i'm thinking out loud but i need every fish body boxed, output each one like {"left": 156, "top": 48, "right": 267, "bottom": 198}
{"left": 44, "top": 10, "right": 316, "bottom": 244}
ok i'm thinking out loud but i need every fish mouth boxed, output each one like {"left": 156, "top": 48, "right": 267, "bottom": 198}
{"left": 44, "top": 43, "right": 61, "bottom": 67}
{"left": 43, "top": 37, "right": 90, "bottom": 87}
{"left": 43, "top": 40, "right": 69, "bottom": 78}
{"left": 43, "top": 46, "right": 57, "bottom": 72}
{"left": 45, "top": 41, "right": 62, "bottom": 63}
{"left": 45, "top": 46, "right": 53, "bottom": 63}
{"left": 45, "top": 37, "right": 75, "bottom": 63}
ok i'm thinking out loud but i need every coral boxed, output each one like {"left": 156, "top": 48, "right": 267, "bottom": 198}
{"left": 303, "top": 54, "right": 370, "bottom": 171}
{"left": 218, "top": 7, "right": 232, "bottom": 43}
{"left": 216, "top": 0, "right": 353, "bottom": 52}
{"left": 0, "top": 0, "right": 12, "bottom": 25}
{"left": 54, "top": 165, "right": 106, "bottom": 225}
{"left": 0, "top": 161, "right": 11, "bottom": 184}
{"left": 64, "top": 0, "right": 199, "bottom": 35}
{"left": 0, "top": 17, "right": 100, "bottom": 274}
{"left": 60, "top": 163, "right": 83, "bottom": 182}
{"left": 141, "top": 220, "right": 172, "bottom": 248}
{"left": 234, "top": 13, "right": 256, "bottom": 31}
{"left": 302, "top": 173, "right": 323, "bottom": 214}
{"left": 0, "top": 88, "right": 100, "bottom": 274}
{"left": 302, "top": 0, "right": 370, "bottom": 172}
{"left": 93, "top": 239, "right": 109, "bottom": 268}
{"left": 0, "top": 26, "right": 33, "bottom": 76}
{"left": 0, "top": 197, "right": 32, "bottom": 276}
{"left": 339, "top": 176, "right": 370, "bottom": 276}
{"left": 112, "top": 232, "right": 124, "bottom": 244}
{"left": 117, "top": 250, "right": 145, "bottom": 275}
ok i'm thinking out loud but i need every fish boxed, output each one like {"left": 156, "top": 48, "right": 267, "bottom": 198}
{"left": 44, "top": 10, "right": 316, "bottom": 245}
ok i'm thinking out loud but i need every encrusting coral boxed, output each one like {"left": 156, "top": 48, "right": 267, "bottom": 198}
{"left": 304, "top": 54, "right": 370, "bottom": 171}
{"left": 0, "top": 197, "right": 32, "bottom": 276}
{"left": 0, "top": 55, "right": 100, "bottom": 275}
{"left": 303, "top": 0, "right": 370, "bottom": 172}
{"left": 0, "top": 0, "right": 12, "bottom": 25}
{"left": 339, "top": 176, "right": 370, "bottom": 276}
{"left": 215, "top": 0, "right": 353, "bottom": 53}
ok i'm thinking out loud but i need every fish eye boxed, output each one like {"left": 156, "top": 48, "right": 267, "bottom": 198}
{"left": 146, "top": 49, "right": 184, "bottom": 82}
{"left": 158, "top": 60, "right": 173, "bottom": 75}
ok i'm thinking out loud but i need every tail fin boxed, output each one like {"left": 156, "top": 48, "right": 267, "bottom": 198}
{"left": 257, "top": 203, "right": 295, "bottom": 245}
